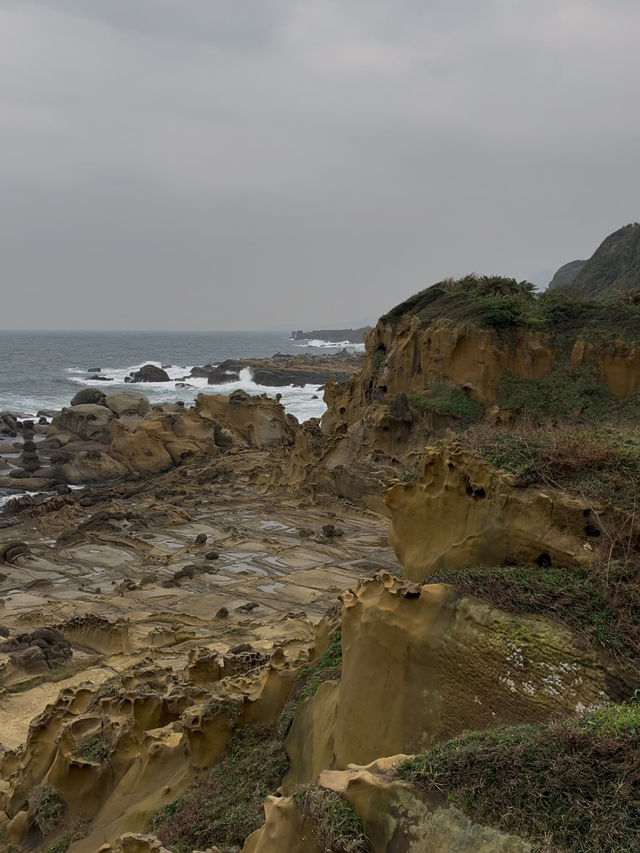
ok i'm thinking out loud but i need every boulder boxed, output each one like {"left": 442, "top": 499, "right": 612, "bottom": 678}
{"left": 126, "top": 364, "right": 171, "bottom": 383}
{"left": 50, "top": 404, "right": 115, "bottom": 443}
{"left": 70, "top": 387, "right": 107, "bottom": 406}
{"left": 105, "top": 392, "right": 151, "bottom": 418}
{"left": 53, "top": 449, "right": 128, "bottom": 484}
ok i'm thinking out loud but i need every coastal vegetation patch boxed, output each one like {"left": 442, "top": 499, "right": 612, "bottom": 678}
{"left": 296, "top": 627, "right": 343, "bottom": 703}
{"left": 398, "top": 702, "right": 640, "bottom": 852}
{"left": 75, "top": 733, "right": 111, "bottom": 764}
{"left": 151, "top": 714, "right": 290, "bottom": 852}
{"left": 497, "top": 368, "right": 640, "bottom": 422}
{"left": 380, "top": 275, "right": 640, "bottom": 348}
{"left": 463, "top": 422, "right": 640, "bottom": 509}
{"left": 28, "top": 784, "right": 65, "bottom": 835}
{"left": 408, "top": 384, "right": 483, "bottom": 423}
{"left": 293, "top": 785, "right": 370, "bottom": 853}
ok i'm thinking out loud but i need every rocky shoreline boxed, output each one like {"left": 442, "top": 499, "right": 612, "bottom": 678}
{"left": 0, "top": 351, "right": 362, "bottom": 504}
{"left": 72, "top": 350, "right": 363, "bottom": 389}
{"left": 1, "top": 275, "right": 640, "bottom": 853}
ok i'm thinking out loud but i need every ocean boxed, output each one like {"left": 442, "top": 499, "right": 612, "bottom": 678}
{"left": 0, "top": 330, "right": 364, "bottom": 424}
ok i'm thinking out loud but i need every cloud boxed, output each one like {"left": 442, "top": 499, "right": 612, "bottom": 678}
{"left": 0, "top": 0, "right": 639, "bottom": 329}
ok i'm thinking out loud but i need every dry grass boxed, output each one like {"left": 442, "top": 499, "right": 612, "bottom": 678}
{"left": 462, "top": 421, "right": 640, "bottom": 509}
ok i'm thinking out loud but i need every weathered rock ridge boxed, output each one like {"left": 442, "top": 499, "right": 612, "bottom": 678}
{"left": 385, "top": 445, "right": 597, "bottom": 581}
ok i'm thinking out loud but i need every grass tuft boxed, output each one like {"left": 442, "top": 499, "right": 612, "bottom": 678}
{"left": 47, "top": 832, "right": 71, "bottom": 853}
{"left": 297, "top": 628, "right": 342, "bottom": 702}
{"left": 75, "top": 733, "right": 111, "bottom": 763}
{"left": 28, "top": 785, "right": 65, "bottom": 836}
{"left": 398, "top": 703, "right": 640, "bottom": 852}
{"left": 151, "top": 714, "right": 290, "bottom": 852}
{"left": 408, "top": 385, "right": 483, "bottom": 423}
{"left": 293, "top": 785, "right": 370, "bottom": 853}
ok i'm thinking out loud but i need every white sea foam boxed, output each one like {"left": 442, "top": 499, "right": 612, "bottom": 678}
{"left": 294, "top": 339, "right": 365, "bottom": 351}
{"left": 0, "top": 490, "right": 40, "bottom": 509}
{"left": 66, "top": 360, "right": 327, "bottom": 422}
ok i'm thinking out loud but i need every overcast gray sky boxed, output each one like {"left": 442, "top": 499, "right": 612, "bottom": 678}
{"left": 1, "top": 0, "right": 639, "bottom": 330}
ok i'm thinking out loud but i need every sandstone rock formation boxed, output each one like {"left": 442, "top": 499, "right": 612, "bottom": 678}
{"left": 194, "top": 351, "right": 362, "bottom": 388}
{"left": 285, "top": 573, "right": 623, "bottom": 786}
{"left": 244, "top": 763, "right": 532, "bottom": 853}
{"left": 384, "top": 445, "right": 596, "bottom": 580}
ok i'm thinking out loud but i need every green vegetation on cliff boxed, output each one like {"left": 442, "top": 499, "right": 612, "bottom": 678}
{"left": 398, "top": 702, "right": 640, "bottom": 853}
{"left": 409, "top": 385, "right": 483, "bottom": 423}
{"left": 463, "top": 423, "right": 640, "bottom": 509}
{"left": 297, "top": 627, "right": 342, "bottom": 702}
{"left": 380, "top": 274, "right": 640, "bottom": 344}
{"left": 380, "top": 275, "right": 539, "bottom": 329}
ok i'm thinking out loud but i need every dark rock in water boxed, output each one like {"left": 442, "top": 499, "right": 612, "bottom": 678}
{"left": 175, "top": 382, "right": 194, "bottom": 390}
{"left": 252, "top": 366, "right": 351, "bottom": 386}
{"left": 71, "top": 387, "right": 107, "bottom": 406}
{"left": 190, "top": 363, "right": 215, "bottom": 378}
{"left": 321, "top": 523, "right": 344, "bottom": 538}
{"left": 204, "top": 550, "right": 219, "bottom": 560}
{"left": 87, "top": 367, "right": 101, "bottom": 373}
{"left": 195, "top": 533, "right": 207, "bottom": 545}
{"left": 127, "top": 364, "right": 171, "bottom": 383}
{"left": 37, "top": 409, "right": 58, "bottom": 418}
{"left": 215, "top": 607, "right": 229, "bottom": 619}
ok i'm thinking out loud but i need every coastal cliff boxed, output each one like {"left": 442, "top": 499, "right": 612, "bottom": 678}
{"left": 2, "top": 268, "right": 640, "bottom": 853}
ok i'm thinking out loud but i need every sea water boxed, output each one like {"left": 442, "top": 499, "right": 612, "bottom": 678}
{"left": 0, "top": 329, "right": 364, "bottom": 423}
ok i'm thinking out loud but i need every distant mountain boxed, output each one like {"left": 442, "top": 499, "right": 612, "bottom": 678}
{"left": 548, "top": 259, "right": 586, "bottom": 290}
{"left": 551, "top": 223, "right": 640, "bottom": 298}
{"left": 291, "top": 327, "right": 370, "bottom": 343}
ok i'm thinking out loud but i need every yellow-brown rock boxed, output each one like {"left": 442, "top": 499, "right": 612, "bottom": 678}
{"left": 247, "top": 765, "right": 531, "bottom": 853}
{"left": 109, "top": 409, "right": 217, "bottom": 474}
{"left": 241, "top": 795, "right": 322, "bottom": 853}
{"left": 323, "top": 765, "right": 532, "bottom": 853}
{"left": 286, "top": 573, "right": 617, "bottom": 782}
{"left": 571, "top": 339, "right": 640, "bottom": 397}
{"left": 194, "top": 392, "right": 297, "bottom": 448}
{"left": 322, "top": 318, "right": 555, "bottom": 437}
{"left": 385, "top": 445, "right": 593, "bottom": 580}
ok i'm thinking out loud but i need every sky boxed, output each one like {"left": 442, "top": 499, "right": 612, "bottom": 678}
{"left": 1, "top": 0, "right": 639, "bottom": 331}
